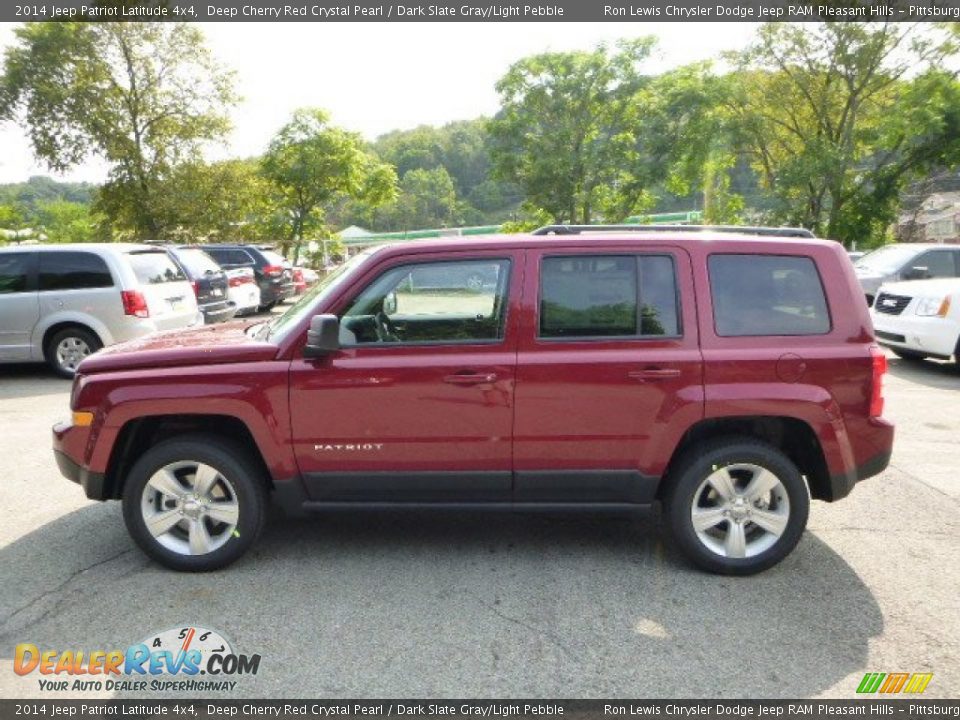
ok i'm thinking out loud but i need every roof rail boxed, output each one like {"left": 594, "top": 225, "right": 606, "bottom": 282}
{"left": 531, "top": 224, "right": 816, "bottom": 239}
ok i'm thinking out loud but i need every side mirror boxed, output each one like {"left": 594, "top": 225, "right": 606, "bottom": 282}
{"left": 303, "top": 314, "right": 340, "bottom": 358}
{"left": 903, "top": 266, "right": 929, "bottom": 280}
{"left": 383, "top": 291, "right": 398, "bottom": 315}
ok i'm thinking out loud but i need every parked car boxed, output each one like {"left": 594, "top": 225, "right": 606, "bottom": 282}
{"left": 225, "top": 268, "right": 261, "bottom": 316}
{"left": 198, "top": 244, "right": 294, "bottom": 311}
{"left": 163, "top": 245, "right": 236, "bottom": 325}
{"left": 300, "top": 267, "right": 320, "bottom": 287}
{"left": 53, "top": 225, "right": 893, "bottom": 574}
{"left": 854, "top": 243, "right": 960, "bottom": 305}
{"left": 0, "top": 244, "right": 201, "bottom": 378}
{"left": 847, "top": 251, "right": 865, "bottom": 262}
{"left": 871, "top": 277, "right": 960, "bottom": 363}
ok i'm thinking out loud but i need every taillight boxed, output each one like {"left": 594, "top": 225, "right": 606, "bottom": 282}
{"left": 121, "top": 290, "right": 149, "bottom": 319}
{"left": 869, "top": 345, "right": 887, "bottom": 417}
{"left": 190, "top": 280, "right": 199, "bottom": 298}
{"left": 228, "top": 275, "right": 252, "bottom": 287}
{"left": 263, "top": 264, "right": 283, "bottom": 278}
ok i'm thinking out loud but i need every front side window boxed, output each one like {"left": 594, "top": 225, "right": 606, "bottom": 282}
{"left": 911, "top": 250, "right": 957, "bottom": 279}
{"left": 128, "top": 251, "right": 187, "bottom": 285}
{"left": 539, "top": 254, "right": 680, "bottom": 339}
{"left": 39, "top": 252, "right": 113, "bottom": 291}
{"left": 709, "top": 254, "right": 830, "bottom": 337}
{"left": 0, "top": 253, "right": 33, "bottom": 294}
{"left": 340, "top": 259, "right": 510, "bottom": 345}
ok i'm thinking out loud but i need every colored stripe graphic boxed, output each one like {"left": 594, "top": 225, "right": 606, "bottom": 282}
{"left": 858, "top": 672, "right": 933, "bottom": 694}
{"left": 904, "top": 674, "right": 933, "bottom": 694}
{"left": 857, "top": 673, "right": 885, "bottom": 693}
{"left": 879, "top": 673, "right": 909, "bottom": 693}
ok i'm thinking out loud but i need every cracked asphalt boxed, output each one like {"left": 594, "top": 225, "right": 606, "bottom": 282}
{"left": 0, "top": 350, "right": 958, "bottom": 700}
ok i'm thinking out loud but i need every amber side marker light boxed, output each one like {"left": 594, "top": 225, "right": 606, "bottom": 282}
{"left": 72, "top": 411, "right": 94, "bottom": 427}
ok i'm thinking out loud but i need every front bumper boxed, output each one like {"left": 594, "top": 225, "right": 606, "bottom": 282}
{"left": 872, "top": 312, "right": 960, "bottom": 359}
{"left": 52, "top": 420, "right": 107, "bottom": 500}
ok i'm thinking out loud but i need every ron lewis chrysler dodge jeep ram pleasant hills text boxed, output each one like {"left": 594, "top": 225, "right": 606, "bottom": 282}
{"left": 52, "top": 226, "right": 894, "bottom": 574}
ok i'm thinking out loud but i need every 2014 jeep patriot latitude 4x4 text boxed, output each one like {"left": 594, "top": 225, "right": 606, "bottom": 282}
{"left": 53, "top": 226, "right": 894, "bottom": 575}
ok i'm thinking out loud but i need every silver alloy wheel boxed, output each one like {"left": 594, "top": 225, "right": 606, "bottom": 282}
{"left": 140, "top": 461, "right": 240, "bottom": 556}
{"left": 55, "top": 336, "right": 92, "bottom": 373}
{"left": 690, "top": 463, "right": 790, "bottom": 559}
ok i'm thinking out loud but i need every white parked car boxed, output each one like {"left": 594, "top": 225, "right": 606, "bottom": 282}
{"left": 871, "top": 277, "right": 960, "bottom": 363}
{"left": 0, "top": 244, "right": 202, "bottom": 377}
{"left": 225, "top": 267, "right": 261, "bottom": 316}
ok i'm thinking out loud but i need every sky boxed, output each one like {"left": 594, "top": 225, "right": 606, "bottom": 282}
{"left": 0, "top": 22, "right": 758, "bottom": 185}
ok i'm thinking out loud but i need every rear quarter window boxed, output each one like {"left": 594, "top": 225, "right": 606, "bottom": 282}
{"left": 0, "top": 252, "right": 33, "bottom": 294}
{"left": 127, "top": 252, "right": 187, "bottom": 285}
{"left": 709, "top": 254, "right": 831, "bottom": 337}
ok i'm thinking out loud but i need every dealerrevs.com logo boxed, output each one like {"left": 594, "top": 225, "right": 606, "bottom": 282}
{"left": 14, "top": 626, "right": 261, "bottom": 693}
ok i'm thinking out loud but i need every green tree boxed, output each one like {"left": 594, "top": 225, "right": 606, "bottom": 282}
{"left": 727, "top": 22, "right": 960, "bottom": 243}
{"left": 1, "top": 22, "right": 237, "bottom": 238}
{"left": 32, "top": 200, "right": 99, "bottom": 243}
{"left": 150, "top": 159, "right": 277, "bottom": 242}
{"left": 382, "top": 167, "right": 461, "bottom": 230}
{"left": 489, "top": 39, "right": 659, "bottom": 224}
{"left": 261, "top": 108, "right": 397, "bottom": 254}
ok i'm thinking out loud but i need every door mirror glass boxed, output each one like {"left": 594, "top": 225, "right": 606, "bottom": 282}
{"left": 303, "top": 314, "right": 340, "bottom": 357}
{"left": 383, "top": 291, "right": 398, "bottom": 315}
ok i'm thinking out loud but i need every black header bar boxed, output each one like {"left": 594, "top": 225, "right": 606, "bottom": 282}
{"left": 5, "top": 0, "right": 960, "bottom": 22}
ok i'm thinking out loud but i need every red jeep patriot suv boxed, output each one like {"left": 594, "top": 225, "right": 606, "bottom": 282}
{"left": 53, "top": 226, "right": 894, "bottom": 575}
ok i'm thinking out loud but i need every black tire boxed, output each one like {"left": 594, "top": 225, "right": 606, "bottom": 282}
{"left": 663, "top": 437, "right": 809, "bottom": 576}
{"left": 258, "top": 301, "right": 277, "bottom": 312}
{"left": 45, "top": 326, "right": 102, "bottom": 379}
{"left": 121, "top": 435, "right": 268, "bottom": 572}
{"left": 892, "top": 348, "right": 928, "bottom": 362}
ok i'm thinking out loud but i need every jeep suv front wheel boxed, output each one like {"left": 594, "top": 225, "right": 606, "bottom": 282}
{"left": 122, "top": 436, "right": 267, "bottom": 571}
{"left": 664, "top": 438, "right": 809, "bottom": 575}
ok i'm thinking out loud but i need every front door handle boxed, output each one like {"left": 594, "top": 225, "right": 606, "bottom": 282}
{"left": 444, "top": 372, "right": 497, "bottom": 386}
{"left": 628, "top": 367, "right": 681, "bottom": 382}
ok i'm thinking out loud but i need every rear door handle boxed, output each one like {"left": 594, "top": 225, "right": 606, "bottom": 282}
{"left": 628, "top": 368, "right": 681, "bottom": 382}
{"left": 444, "top": 372, "right": 497, "bottom": 386}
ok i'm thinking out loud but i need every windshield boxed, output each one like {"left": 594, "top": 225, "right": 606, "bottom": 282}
{"left": 264, "top": 249, "right": 381, "bottom": 342}
{"left": 854, "top": 245, "right": 921, "bottom": 275}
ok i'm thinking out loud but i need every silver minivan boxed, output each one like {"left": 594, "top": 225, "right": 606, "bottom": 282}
{"left": 0, "top": 244, "right": 202, "bottom": 377}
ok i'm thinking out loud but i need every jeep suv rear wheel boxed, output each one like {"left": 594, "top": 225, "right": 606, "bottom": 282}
{"left": 664, "top": 438, "right": 809, "bottom": 575}
{"left": 122, "top": 436, "right": 267, "bottom": 571}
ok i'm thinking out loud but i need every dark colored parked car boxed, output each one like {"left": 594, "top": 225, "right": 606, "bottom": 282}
{"left": 164, "top": 246, "right": 236, "bottom": 325}
{"left": 199, "top": 244, "right": 294, "bottom": 311}
{"left": 53, "top": 226, "right": 893, "bottom": 575}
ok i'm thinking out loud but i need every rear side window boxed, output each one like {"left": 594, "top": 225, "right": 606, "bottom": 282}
{"left": 205, "top": 248, "right": 253, "bottom": 267}
{"left": 709, "top": 254, "right": 830, "bottom": 336}
{"left": 0, "top": 253, "right": 33, "bottom": 294}
{"left": 127, "top": 252, "right": 187, "bottom": 285}
{"left": 259, "top": 249, "right": 287, "bottom": 266}
{"left": 173, "top": 248, "right": 221, "bottom": 277}
{"left": 539, "top": 254, "right": 680, "bottom": 339}
{"left": 39, "top": 251, "right": 113, "bottom": 291}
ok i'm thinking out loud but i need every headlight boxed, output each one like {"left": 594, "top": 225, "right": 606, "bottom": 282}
{"left": 915, "top": 295, "right": 952, "bottom": 317}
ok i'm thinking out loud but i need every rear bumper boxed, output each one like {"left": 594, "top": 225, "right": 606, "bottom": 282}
{"left": 828, "top": 445, "right": 893, "bottom": 501}
{"left": 200, "top": 301, "right": 238, "bottom": 324}
{"left": 260, "top": 282, "right": 295, "bottom": 304}
{"left": 52, "top": 421, "right": 107, "bottom": 500}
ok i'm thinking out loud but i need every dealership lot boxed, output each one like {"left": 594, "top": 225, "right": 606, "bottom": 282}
{"left": 0, "top": 349, "right": 957, "bottom": 699}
